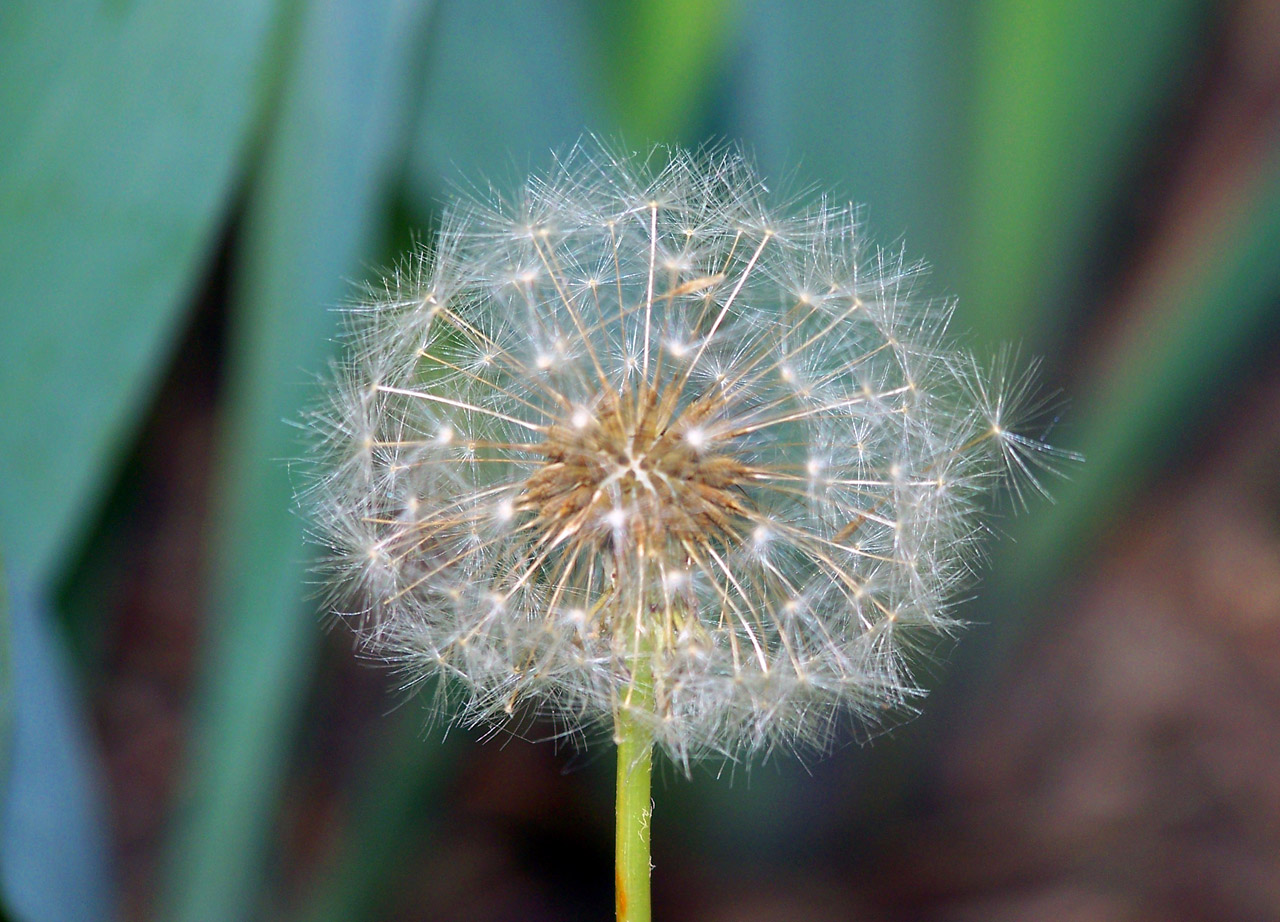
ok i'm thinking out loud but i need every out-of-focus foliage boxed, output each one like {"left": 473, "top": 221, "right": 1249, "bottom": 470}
{"left": 1, "top": 1, "right": 1276, "bottom": 920}
{"left": 962, "top": 0, "right": 1208, "bottom": 343}
{"left": 0, "top": 0, "right": 279, "bottom": 586}
{"left": 158, "top": 3, "right": 434, "bottom": 921}
{"left": 0, "top": 579, "right": 113, "bottom": 921}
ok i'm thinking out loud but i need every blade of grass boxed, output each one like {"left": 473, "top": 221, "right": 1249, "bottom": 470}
{"left": 962, "top": 0, "right": 1206, "bottom": 344}
{"left": 0, "top": 0, "right": 281, "bottom": 587}
{"left": 929, "top": 151, "right": 1280, "bottom": 703}
{"left": 407, "top": 0, "right": 605, "bottom": 210}
{"left": 600, "top": 0, "right": 742, "bottom": 142}
{"left": 0, "top": 576, "right": 113, "bottom": 922}
{"left": 730, "top": 0, "right": 970, "bottom": 282}
{"left": 158, "top": 1, "right": 433, "bottom": 920}
{"left": 0, "top": 562, "right": 11, "bottom": 922}
{"left": 877, "top": 153, "right": 1280, "bottom": 803}
{"left": 999, "top": 154, "right": 1280, "bottom": 610}
{"left": 0, "top": 559, "right": 10, "bottom": 818}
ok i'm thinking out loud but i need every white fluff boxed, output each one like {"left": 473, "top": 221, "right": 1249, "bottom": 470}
{"left": 305, "top": 141, "right": 1068, "bottom": 767}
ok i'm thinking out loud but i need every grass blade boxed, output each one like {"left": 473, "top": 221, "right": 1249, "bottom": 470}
{"left": 0, "top": 0, "right": 280, "bottom": 585}
{"left": 957, "top": 153, "right": 1280, "bottom": 683}
{"left": 602, "top": 0, "right": 742, "bottom": 142}
{"left": 407, "top": 0, "right": 604, "bottom": 208}
{"left": 158, "top": 2, "right": 433, "bottom": 919}
{"left": 961, "top": 0, "right": 1206, "bottom": 342}
{"left": 0, "top": 576, "right": 114, "bottom": 922}
{"left": 729, "top": 0, "right": 969, "bottom": 275}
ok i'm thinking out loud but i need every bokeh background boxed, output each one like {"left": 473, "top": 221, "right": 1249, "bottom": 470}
{"left": 3, "top": 1, "right": 1280, "bottom": 920}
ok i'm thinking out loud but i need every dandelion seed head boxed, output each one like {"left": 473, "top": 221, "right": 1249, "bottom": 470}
{"left": 307, "top": 140, "right": 1071, "bottom": 764}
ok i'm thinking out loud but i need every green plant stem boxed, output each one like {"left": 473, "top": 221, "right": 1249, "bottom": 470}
{"left": 614, "top": 691, "right": 653, "bottom": 922}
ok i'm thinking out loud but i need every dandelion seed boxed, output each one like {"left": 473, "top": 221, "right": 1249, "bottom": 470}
{"left": 305, "top": 139, "right": 1074, "bottom": 922}
{"left": 310, "top": 139, "right": 1070, "bottom": 759}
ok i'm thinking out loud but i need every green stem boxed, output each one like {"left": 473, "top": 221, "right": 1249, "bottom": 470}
{"left": 614, "top": 692, "right": 653, "bottom": 922}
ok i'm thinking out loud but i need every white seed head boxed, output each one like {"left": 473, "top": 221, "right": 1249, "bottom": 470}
{"left": 307, "top": 141, "right": 1069, "bottom": 765}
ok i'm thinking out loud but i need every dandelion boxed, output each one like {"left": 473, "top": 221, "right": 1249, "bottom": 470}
{"left": 307, "top": 140, "right": 1068, "bottom": 921}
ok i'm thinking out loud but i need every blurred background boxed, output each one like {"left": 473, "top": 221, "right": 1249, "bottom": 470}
{"left": 2, "top": 1, "right": 1279, "bottom": 920}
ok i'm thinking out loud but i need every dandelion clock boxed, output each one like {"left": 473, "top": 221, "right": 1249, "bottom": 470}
{"left": 306, "top": 140, "right": 1070, "bottom": 921}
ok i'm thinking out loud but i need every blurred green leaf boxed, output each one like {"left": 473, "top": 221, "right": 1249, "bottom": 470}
{"left": 0, "top": 577, "right": 113, "bottom": 922}
{"left": 0, "top": 2, "right": 93, "bottom": 138}
{"left": 0, "top": 559, "right": 10, "bottom": 807}
{"left": 602, "top": 0, "right": 742, "bottom": 142}
{"left": 291, "top": 708, "right": 462, "bottom": 922}
{"left": 158, "top": 1, "right": 433, "bottom": 920}
{"left": 407, "top": 0, "right": 605, "bottom": 210}
{"left": 962, "top": 0, "right": 1206, "bottom": 343}
{"left": 0, "top": 0, "right": 281, "bottom": 586}
{"left": 975, "top": 154, "right": 1280, "bottom": 667}
{"left": 730, "top": 1, "right": 970, "bottom": 276}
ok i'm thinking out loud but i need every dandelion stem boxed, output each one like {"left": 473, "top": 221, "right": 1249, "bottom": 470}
{"left": 312, "top": 143, "right": 1069, "bottom": 921}
{"left": 615, "top": 669, "right": 653, "bottom": 922}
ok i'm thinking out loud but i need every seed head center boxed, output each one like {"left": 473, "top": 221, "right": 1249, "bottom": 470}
{"left": 519, "top": 383, "right": 753, "bottom": 556}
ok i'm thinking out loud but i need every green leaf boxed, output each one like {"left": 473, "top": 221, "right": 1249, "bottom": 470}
{"left": 0, "top": 0, "right": 281, "bottom": 586}
{"left": 729, "top": 0, "right": 970, "bottom": 275}
{"left": 0, "top": 576, "right": 114, "bottom": 922}
{"left": 961, "top": 0, "right": 1206, "bottom": 343}
{"left": 0, "top": 2, "right": 93, "bottom": 139}
{"left": 157, "top": 1, "right": 434, "bottom": 920}
{"left": 601, "top": 0, "right": 743, "bottom": 142}
{"left": 980, "top": 153, "right": 1280, "bottom": 664}
{"left": 407, "top": 0, "right": 605, "bottom": 209}
{"left": 0, "top": 559, "right": 10, "bottom": 813}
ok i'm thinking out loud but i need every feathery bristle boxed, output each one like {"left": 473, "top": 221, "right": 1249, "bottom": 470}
{"left": 305, "top": 140, "right": 1070, "bottom": 764}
